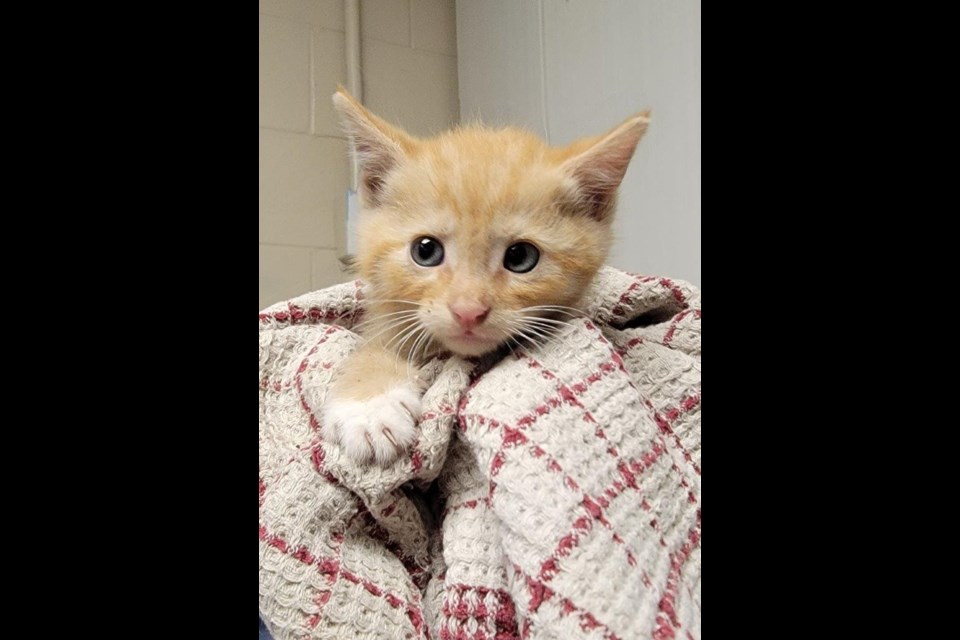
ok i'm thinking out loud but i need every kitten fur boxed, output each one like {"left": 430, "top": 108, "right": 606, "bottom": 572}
{"left": 322, "top": 88, "right": 649, "bottom": 464}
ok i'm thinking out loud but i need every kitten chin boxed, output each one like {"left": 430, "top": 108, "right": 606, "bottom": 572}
{"left": 439, "top": 333, "right": 502, "bottom": 358}
{"left": 324, "top": 87, "right": 649, "bottom": 464}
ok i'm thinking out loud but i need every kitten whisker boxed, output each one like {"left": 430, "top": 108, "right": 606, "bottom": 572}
{"left": 394, "top": 330, "right": 425, "bottom": 374}
{"left": 520, "top": 324, "right": 571, "bottom": 341}
{"left": 408, "top": 330, "right": 434, "bottom": 370}
{"left": 360, "top": 316, "right": 420, "bottom": 345}
{"left": 406, "top": 329, "right": 426, "bottom": 368}
{"left": 418, "top": 333, "right": 436, "bottom": 363}
{"left": 518, "top": 325, "right": 556, "bottom": 345}
{"left": 519, "top": 305, "right": 587, "bottom": 318}
{"left": 507, "top": 318, "right": 559, "bottom": 351}
{"left": 359, "top": 321, "right": 417, "bottom": 345}
{"left": 512, "top": 329, "right": 545, "bottom": 349}
{"left": 511, "top": 316, "right": 564, "bottom": 333}
{"left": 353, "top": 310, "right": 420, "bottom": 332}
{"left": 366, "top": 299, "right": 428, "bottom": 307}
{"left": 402, "top": 329, "right": 422, "bottom": 372}
{"left": 386, "top": 321, "right": 424, "bottom": 354}
{"left": 356, "top": 309, "right": 420, "bottom": 321}
{"left": 522, "top": 317, "right": 575, "bottom": 330}
{"left": 522, "top": 318, "right": 564, "bottom": 341}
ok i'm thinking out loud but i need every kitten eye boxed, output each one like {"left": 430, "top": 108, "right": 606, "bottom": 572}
{"left": 411, "top": 236, "right": 444, "bottom": 267}
{"left": 503, "top": 242, "right": 540, "bottom": 273}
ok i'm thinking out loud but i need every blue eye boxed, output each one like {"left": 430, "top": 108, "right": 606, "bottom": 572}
{"left": 504, "top": 242, "right": 540, "bottom": 273}
{"left": 411, "top": 236, "right": 444, "bottom": 267}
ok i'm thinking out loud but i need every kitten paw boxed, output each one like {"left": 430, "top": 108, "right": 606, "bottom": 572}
{"left": 321, "top": 384, "right": 422, "bottom": 464}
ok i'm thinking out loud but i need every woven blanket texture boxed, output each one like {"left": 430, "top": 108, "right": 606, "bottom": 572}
{"left": 259, "top": 267, "right": 701, "bottom": 640}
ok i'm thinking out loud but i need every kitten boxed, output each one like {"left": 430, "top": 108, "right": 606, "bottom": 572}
{"left": 323, "top": 89, "right": 649, "bottom": 464}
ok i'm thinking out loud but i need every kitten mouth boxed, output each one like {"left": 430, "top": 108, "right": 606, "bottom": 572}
{"left": 450, "top": 331, "right": 488, "bottom": 343}
{"left": 444, "top": 331, "right": 498, "bottom": 355}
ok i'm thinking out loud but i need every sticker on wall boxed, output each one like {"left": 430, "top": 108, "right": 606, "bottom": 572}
{"left": 346, "top": 188, "right": 360, "bottom": 256}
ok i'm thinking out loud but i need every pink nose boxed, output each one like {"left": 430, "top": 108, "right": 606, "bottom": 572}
{"left": 449, "top": 303, "right": 490, "bottom": 330}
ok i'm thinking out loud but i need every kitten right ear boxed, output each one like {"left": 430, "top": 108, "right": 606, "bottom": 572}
{"left": 560, "top": 111, "right": 650, "bottom": 221}
{"left": 332, "top": 88, "right": 415, "bottom": 206}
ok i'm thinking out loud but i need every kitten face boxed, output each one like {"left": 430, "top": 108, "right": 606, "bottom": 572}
{"left": 334, "top": 90, "right": 648, "bottom": 357}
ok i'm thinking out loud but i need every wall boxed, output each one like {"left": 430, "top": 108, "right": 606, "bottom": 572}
{"left": 457, "top": 0, "right": 701, "bottom": 286}
{"left": 259, "top": 0, "right": 460, "bottom": 309}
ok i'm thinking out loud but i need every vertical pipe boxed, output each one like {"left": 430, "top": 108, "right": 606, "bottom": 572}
{"left": 345, "top": 0, "right": 362, "bottom": 190}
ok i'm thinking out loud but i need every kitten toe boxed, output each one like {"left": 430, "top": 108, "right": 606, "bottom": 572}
{"left": 381, "top": 427, "right": 404, "bottom": 455}
{"left": 322, "top": 398, "right": 372, "bottom": 462}
{"left": 319, "top": 409, "right": 340, "bottom": 444}
{"left": 366, "top": 386, "right": 421, "bottom": 463}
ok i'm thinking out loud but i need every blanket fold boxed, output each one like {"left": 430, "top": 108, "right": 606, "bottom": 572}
{"left": 259, "top": 267, "right": 701, "bottom": 640}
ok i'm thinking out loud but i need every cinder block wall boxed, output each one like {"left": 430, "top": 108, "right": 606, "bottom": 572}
{"left": 259, "top": 0, "right": 460, "bottom": 309}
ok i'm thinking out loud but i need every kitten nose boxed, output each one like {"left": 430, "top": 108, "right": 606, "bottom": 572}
{"left": 449, "top": 302, "right": 490, "bottom": 330}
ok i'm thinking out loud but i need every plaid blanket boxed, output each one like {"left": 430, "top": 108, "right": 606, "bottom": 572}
{"left": 259, "top": 266, "right": 701, "bottom": 640}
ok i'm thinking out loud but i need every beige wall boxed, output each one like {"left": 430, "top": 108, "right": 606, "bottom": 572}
{"left": 259, "top": 0, "right": 460, "bottom": 309}
{"left": 457, "top": 0, "right": 701, "bottom": 287}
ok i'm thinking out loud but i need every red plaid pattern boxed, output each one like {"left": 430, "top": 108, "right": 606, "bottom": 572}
{"left": 259, "top": 267, "right": 701, "bottom": 639}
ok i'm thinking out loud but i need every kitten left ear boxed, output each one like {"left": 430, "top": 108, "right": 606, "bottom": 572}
{"left": 560, "top": 111, "right": 650, "bottom": 221}
{"left": 332, "top": 87, "right": 416, "bottom": 206}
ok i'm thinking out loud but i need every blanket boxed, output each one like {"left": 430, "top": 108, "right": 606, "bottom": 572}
{"left": 259, "top": 266, "right": 701, "bottom": 640}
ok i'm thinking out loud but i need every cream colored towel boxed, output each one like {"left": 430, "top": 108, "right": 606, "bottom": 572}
{"left": 259, "top": 266, "right": 701, "bottom": 640}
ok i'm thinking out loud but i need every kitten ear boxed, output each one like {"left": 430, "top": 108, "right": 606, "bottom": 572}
{"left": 560, "top": 111, "right": 650, "bottom": 221}
{"left": 332, "top": 87, "right": 416, "bottom": 206}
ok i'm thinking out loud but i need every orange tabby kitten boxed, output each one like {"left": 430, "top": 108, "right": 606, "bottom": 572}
{"left": 323, "top": 89, "right": 649, "bottom": 464}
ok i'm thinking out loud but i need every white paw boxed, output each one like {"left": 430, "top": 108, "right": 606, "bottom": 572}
{"left": 321, "top": 384, "right": 422, "bottom": 464}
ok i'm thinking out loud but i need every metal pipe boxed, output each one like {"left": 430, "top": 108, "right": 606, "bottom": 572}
{"left": 345, "top": 0, "right": 362, "bottom": 190}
